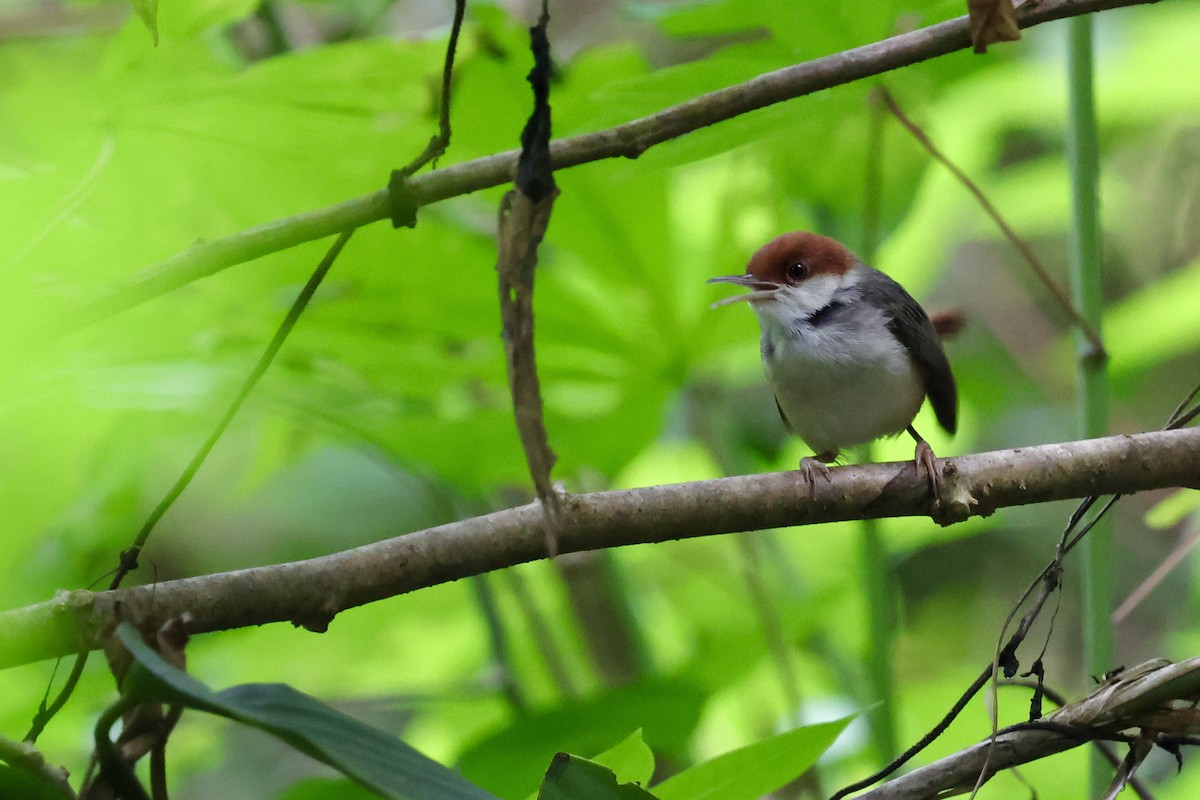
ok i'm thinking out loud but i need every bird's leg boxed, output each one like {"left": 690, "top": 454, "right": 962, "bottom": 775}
{"left": 907, "top": 425, "right": 942, "bottom": 496}
{"left": 799, "top": 450, "right": 836, "bottom": 495}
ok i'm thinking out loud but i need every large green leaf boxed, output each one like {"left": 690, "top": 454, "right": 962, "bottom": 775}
{"left": 653, "top": 717, "right": 852, "bottom": 800}
{"left": 113, "top": 623, "right": 498, "bottom": 800}
{"left": 537, "top": 754, "right": 658, "bottom": 800}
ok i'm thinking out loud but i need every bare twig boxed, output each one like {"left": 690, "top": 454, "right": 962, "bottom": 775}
{"left": 388, "top": 0, "right": 466, "bottom": 226}
{"left": 65, "top": 0, "right": 1160, "bottom": 330}
{"left": 395, "top": 0, "right": 464, "bottom": 179}
{"left": 24, "top": 231, "right": 355, "bottom": 745}
{"left": 876, "top": 86, "right": 1107, "bottom": 357}
{"left": 2, "top": 427, "right": 1198, "bottom": 672}
{"left": 497, "top": 3, "right": 562, "bottom": 555}
{"left": 1003, "top": 679, "right": 1156, "bottom": 800}
{"left": 836, "top": 380, "right": 1200, "bottom": 798}
{"left": 1113, "top": 523, "right": 1200, "bottom": 624}
{"left": 25, "top": 644, "right": 88, "bottom": 742}
{"left": 1109, "top": 383, "right": 1200, "bottom": 622}
{"left": 110, "top": 230, "right": 354, "bottom": 591}
{"left": 857, "top": 657, "right": 1200, "bottom": 799}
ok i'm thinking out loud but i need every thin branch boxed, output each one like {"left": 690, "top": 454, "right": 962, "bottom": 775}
{"left": 23, "top": 230, "right": 354, "bottom": 744}
{"left": 0, "top": 427, "right": 1197, "bottom": 671}
{"left": 1002, "top": 679, "right": 1156, "bottom": 800}
{"left": 496, "top": 3, "right": 562, "bottom": 554}
{"left": 387, "top": 0, "right": 465, "bottom": 226}
{"left": 876, "top": 86, "right": 1107, "bottom": 357}
{"left": 857, "top": 657, "right": 1200, "bottom": 799}
{"left": 110, "top": 229, "right": 354, "bottom": 591}
{"left": 64, "top": 0, "right": 1160, "bottom": 330}
{"left": 394, "top": 0, "right": 464, "bottom": 179}
{"left": 834, "top": 470, "right": 1122, "bottom": 798}
{"left": 1113, "top": 523, "right": 1200, "bottom": 624}
{"left": 25, "top": 642, "right": 88, "bottom": 742}
{"left": 833, "top": 380, "right": 1200, "bottom": 796}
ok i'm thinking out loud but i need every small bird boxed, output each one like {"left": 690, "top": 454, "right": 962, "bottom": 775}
{"left": 708, "top": 231, "right": 957, "bottom": 490}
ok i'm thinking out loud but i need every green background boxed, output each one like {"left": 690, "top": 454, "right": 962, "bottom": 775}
{"left": 1, "top": 0, "right": 1199, "bottom": 797}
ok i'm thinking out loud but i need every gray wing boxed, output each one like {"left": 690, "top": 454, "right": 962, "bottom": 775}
{"left": 859, "top": 267, "right": 958, "bottom": 435}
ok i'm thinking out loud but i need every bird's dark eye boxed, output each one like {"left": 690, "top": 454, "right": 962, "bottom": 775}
{"left": 786, "top": 262, "right": 807, "bottom": 281}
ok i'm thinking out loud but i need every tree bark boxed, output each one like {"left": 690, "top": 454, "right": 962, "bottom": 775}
{"left": 1, "top": 427, "right": 1196, "bottom": 671}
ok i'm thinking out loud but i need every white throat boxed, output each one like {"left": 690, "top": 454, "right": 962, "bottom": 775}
{"left": 750, "top": 267, "right": 924, "bottom": 455}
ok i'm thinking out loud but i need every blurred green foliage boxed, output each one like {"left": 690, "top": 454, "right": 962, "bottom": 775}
{"left": 1, "top": 0, "right": 1200, "bottom": 797}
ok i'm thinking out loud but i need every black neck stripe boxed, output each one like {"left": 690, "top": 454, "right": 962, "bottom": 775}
{"left": 807, "top": 300, "right": 845, "bottom": 327}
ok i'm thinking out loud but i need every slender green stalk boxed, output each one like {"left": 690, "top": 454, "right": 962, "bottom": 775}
{"left": 1065, "top": 15, "right": 1112, "bottom": 796}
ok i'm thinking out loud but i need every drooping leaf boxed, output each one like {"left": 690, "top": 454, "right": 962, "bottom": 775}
{"left": 537, "top": 754, "right": 658, "bottom": 800}
{"left": 114, "top": 623, "right": 498, "bottom": 800}
{"left": 129, "top": 0, "right": 159, "bottom": 45}
{"left": 590, "top": 729, "right": 656, "bottom": 788}
{"left": 652, "top": 717, "right": 852, "bottom": 800}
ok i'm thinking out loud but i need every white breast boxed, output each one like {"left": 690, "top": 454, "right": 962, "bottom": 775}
{"left": 757, "top": 303, "right": 924, "bottom": 456}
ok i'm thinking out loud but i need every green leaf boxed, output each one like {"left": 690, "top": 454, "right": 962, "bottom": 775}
{"left": 276, "top": 777, "right": 384, "bottom": 800}
{"left": 591, "top": 729, "right": 656, "bottom": 787}
{"left": 129, "top": 0, "right": 159, "bottom": 45}
{"left": 653, "top": 717, "right": 852, "bottom": 800}
{"left": 537, "top": 754, "right": 659, "bottom": 800}
{"left": 113, "top": 624, "right": 497, "bottom": 800}
{"left": 458, "top": 680, "right": 705, "bottom": 800}
{"left": 0, "top": 764, "right": 72, "bottom": 800}
{"left": 1145, "top": 489, "right": 1200, "bottom": 529}
{"left": 1106, "top": 257, "right": 1200, "bottom": 376}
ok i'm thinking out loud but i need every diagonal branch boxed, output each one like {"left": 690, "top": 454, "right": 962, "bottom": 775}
{"left": 0, "top": 427, "right": 1196, "bottom": 672}
{"left": 876, "top": 86, "right": 1107, "bottom": 357}
{"left": 64, "top": 0, "right": 1159, "bottom": 330}
{"left": 857, "top": 657, "right": 1200, "bottom": 799}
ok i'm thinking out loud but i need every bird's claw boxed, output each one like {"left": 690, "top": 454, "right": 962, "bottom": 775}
{"left": 914, "top": 440, "right": 943, "bottom": 497}
{"left": 799, "top": 456, "right": 833, "bottom": 498}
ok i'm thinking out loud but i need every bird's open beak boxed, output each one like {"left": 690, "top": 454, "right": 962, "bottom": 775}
{"left": 706, "top": 274, "right": 779, "bottom": 308}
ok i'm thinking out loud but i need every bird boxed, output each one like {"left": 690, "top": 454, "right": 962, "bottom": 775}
{"left": 708, "top": 231, "right": 957, "bottom": 491}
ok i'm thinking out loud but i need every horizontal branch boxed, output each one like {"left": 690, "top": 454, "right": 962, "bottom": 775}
{"left": 68, "top": 0, "right": 1157, "bottom": 328}
{"left": 2, "top": 428, "right": 1197, "bottom": 671}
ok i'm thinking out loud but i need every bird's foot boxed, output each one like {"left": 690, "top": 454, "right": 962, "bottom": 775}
{"left": 913, "top": 439, "right": 943, "bottom": 497}
{"left": 798, "top": 451, "right": 836, "bottom": 497}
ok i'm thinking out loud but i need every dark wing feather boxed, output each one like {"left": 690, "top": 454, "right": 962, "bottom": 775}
{"left": 773, "top": 394, "right": 793, "bottom": 432}
{"left": 859, "top": 268, "right": 958, "bottom": 435}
